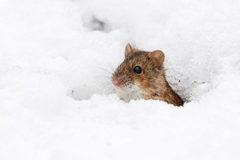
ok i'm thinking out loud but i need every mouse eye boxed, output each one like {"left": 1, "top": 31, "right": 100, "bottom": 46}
{"left": 133, "top": 66, "right": 142, "bottom": 74}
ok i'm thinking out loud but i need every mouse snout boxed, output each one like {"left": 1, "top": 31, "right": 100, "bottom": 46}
{"left": 112, "top": 77, "right": 122, "bottom": 87}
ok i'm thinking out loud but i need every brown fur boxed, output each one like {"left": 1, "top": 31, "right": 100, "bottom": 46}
{"left": 112, "top": 44, "right": 184, "bottom": 106}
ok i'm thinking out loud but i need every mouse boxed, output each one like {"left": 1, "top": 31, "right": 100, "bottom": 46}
{"left": 111, "top": 43, "right": 184, "bottom": 106}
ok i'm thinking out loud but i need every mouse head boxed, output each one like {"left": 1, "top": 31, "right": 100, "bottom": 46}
{"left": 112, "top": 44, "right": 165, "bottom": 101}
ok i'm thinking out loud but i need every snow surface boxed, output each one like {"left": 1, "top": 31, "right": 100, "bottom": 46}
{"left": 1, "top": 0, "right": 240, "bottom": 159}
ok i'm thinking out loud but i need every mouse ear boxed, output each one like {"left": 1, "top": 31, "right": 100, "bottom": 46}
{"left": 125, "top": 43, "right": 142, "bottom": 58}
{"left": 148, "top": 50, "right": 165, "bottom": 68}
{"left": 125, "top": 43, "right": 133, "bottom": 58}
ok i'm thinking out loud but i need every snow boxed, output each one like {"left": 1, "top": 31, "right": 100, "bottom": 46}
{"left": 0, "top": 0, "right": 240, "bottom": 159}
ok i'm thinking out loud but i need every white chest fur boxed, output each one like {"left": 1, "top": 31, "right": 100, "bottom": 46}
{"left": 114, "top": 83, "right": 146, "bottom": 102}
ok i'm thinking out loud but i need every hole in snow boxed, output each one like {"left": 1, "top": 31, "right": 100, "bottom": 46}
{"left": 82, "top": 14, "right": 111, "bottom": 32}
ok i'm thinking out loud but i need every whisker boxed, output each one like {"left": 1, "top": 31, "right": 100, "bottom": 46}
{"left": 101, "top": 82, "right": 114, "bottom": 92}
{"left": 97, "top": 53, "right": 117, "bottom": 73}
{"left": 95, "top": 74, "right": 112, "bottom": 79}
{"left": 107, "top": 63, "right": 116, "bottom": 73}
{"left": 99, "top": 67, "right": 113, "bottom": 75}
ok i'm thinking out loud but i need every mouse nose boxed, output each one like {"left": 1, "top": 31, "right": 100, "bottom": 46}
{"left": 112, "top": 78, "right": 121, "bottom": 87}
{"left": 113, "top": 79, "right": 121, "bottom": 86}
